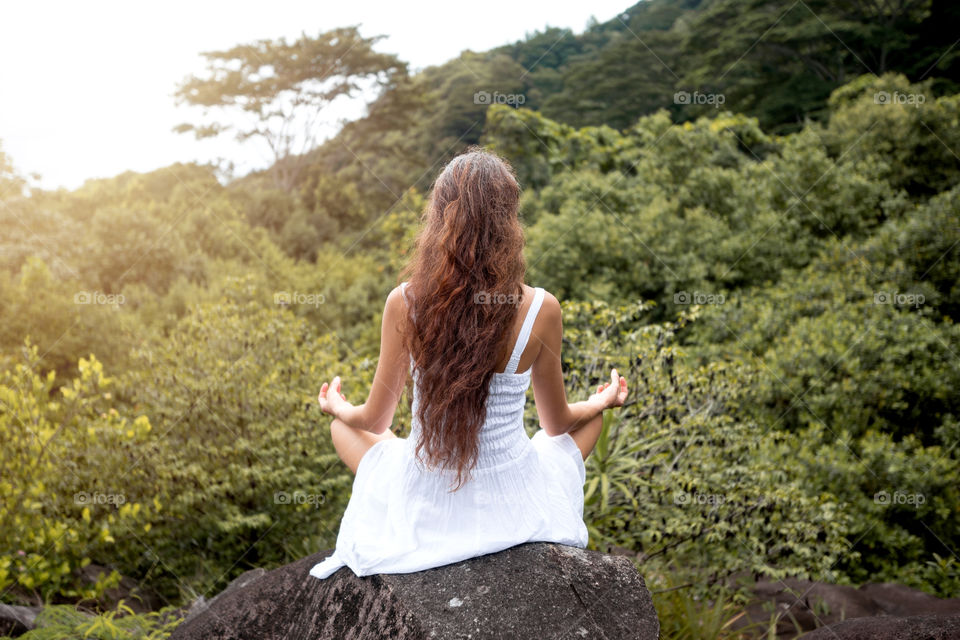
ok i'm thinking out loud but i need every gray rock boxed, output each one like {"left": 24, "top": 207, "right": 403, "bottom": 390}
{"left": 801, "top": 613, "right": 960, "bottom": 639}
{"left": 729, "top": 576, "right": 960, "bottom": 639}
{"left": 734, "top": 576, "right": 877, "bottom": 635}
{"left": 858, "top": 582, "right": 960, "bottom": 617}
{"left": 0, "top": 603, "right": 43, "bottom": 637}
{"left": 169, "top": 542, "right": 660, "bottom": 640}
{"left": 181, "top": 568, "right": 268, "bottom": 627}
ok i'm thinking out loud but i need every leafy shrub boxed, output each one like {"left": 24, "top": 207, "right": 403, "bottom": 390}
{"left": 552, "top": 300, "right": 852, "bottom": 584}
{"left": 0, "top": 345, "right": 156, "bottom": 604}
{"left": 109, "top": 278, "right": 385, "bottom": 600}
{"left": 0, "top": 601, "right": 182, "bottom": 640}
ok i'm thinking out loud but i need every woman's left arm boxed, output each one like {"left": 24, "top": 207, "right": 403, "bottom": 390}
{"left": 318, "top": 286, "right": 409, "bottom": 433}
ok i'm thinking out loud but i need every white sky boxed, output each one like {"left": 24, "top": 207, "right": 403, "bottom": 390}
{"left": 0, "top": 0, "right": 629, "bottom": 191}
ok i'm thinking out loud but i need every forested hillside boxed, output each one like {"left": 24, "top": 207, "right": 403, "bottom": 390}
{"left": 1, "top": 0, "right": 959, "bottom": 636}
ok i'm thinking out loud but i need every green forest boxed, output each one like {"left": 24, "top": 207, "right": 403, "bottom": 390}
{"left": 2, "top": 0, "right": 959, "bottom": 637}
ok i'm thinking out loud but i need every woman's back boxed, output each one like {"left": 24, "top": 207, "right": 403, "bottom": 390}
{"left": 403, "top": 282, "right": 546, "bottom": 473}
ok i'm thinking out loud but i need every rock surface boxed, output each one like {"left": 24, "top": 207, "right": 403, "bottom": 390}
{"left": 0, "top": 604, "right": 43, "bottom": 637}
{"left": 729, "top": 576, "right": 960, "bottom": 639}
{"left": 802, "top": 614, "right": 960, "bottom": 639}
{"left": 169, "top": 542, "right": 660, "bottom": 640}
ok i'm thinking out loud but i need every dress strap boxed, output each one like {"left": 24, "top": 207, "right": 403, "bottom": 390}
{"left": 504, "top": 287, "right": 545, "bottom": 375}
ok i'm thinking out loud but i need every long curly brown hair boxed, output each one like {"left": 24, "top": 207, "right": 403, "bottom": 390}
{"left": 397, "top": 146, "right": 526, "bottom": 491}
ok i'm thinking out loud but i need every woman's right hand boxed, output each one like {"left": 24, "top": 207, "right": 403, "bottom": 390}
{"left": 590, "top": 368, "right": 628, "bottom": 410}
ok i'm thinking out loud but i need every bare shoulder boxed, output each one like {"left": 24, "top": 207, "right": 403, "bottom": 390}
{"left": 537, "top": 288, "right": 561, "bottom": 324}
{"left": 385, "top": 284, "right": 407, "bottom": 315}
{"left": 532, "top": 288, "right": 562, "bottom": 348}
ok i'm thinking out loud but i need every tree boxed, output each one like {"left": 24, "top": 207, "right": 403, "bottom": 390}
{"left": 678, "top": 0, "right": 935, "bottom": 130}
{"left": 173, "top": 27, "right": 406, "bottom": 192}
{"left": 0, "top": 141, "right": 26, "bottom": 198}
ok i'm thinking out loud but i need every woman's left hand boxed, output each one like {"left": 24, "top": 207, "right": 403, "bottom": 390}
{"left": 318, "top": 375, "right": 351, "bottom": 419}
{"left": 588, "top": 368, "right": 628, "bottom": 411}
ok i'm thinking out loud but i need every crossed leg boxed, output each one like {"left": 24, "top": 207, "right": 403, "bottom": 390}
{"left": 330, "top": 418, "right": 398, "bottom": 474}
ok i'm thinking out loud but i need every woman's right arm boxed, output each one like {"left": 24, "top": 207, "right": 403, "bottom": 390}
{"left": 531, "top": 292, "right": 625, "bottom": 436}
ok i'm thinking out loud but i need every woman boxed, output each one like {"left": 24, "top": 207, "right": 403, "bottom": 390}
{"left": 309, "top": 146, "right": 628, "bottom": 580}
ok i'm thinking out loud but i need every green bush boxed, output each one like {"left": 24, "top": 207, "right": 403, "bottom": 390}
{"left": 108, "top": 278, "right": 384, "bottom": 600}
{"left": 1, "top": 601, "right": 182, "bottom": 640}
{"left": 0, "top": 344, "right": 157, "bottom": 603}
{"left": 554, "top": 300, "right": 852, "bottom": 585}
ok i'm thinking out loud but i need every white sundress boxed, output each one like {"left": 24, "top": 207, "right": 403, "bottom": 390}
{"left": 309, "top": 283, "right": 588, "bottom": 580}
